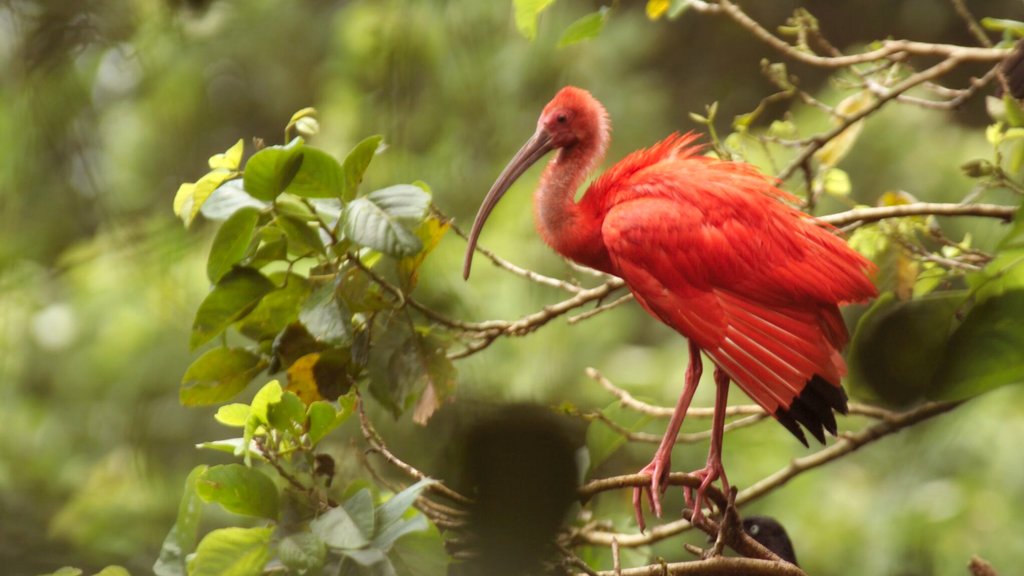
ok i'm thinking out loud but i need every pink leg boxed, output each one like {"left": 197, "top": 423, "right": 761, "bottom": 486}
{"left": 632, "top": 341, "right": 702, "bottom": 532}
{"left": 684, "top": 365, "right": 732, "bottom": 523}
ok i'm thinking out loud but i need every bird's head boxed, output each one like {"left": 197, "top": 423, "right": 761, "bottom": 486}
{"left": 462, "top": 86, "right": 609, "bottom": 279}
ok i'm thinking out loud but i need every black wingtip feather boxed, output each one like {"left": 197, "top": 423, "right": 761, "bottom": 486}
{"left": 773, "top": 376, "right": 848, "bottom": 446}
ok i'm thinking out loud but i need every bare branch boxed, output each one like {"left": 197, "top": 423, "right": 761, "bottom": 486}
{"left": 587, "top": 368, "right": 891, "bottom": 421}
{"left": 699, "top": 0, "right": 1006, "bottom": 68}
{"left": 574, "top": 556, "right": 805, "bottom": 576}
{"left": 357, "top": 395, "right": 472, "bottom": 505}
{"left": 736, "top": 400, "right": 962, "bottom": 506}
{"left": 818, "top": 202, "right": 1017, "bottom": 228}
{"left": 449, "top": 219, "right": 584, "bottom": 293}
{"left": 568, "top": 293, "right": 635, "bottom": 324}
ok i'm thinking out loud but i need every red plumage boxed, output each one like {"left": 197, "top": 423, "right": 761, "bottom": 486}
{"left": 463, "top": 86, "right": 877, "bottom": 530}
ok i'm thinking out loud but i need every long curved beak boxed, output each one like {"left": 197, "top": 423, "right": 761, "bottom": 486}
{"left": 463, "top": 128, "right": 554, "bottom": 280}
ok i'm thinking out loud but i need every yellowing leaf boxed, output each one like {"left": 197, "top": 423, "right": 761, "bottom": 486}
{"left": 646, "top": 0, "right": 669, "bottom": 20}
{"left": 820, "top": 167, "right": 852, "bottom": 196}
{"left": 286, "top": 353, "right": 324, "bottom": 405}
{"left": 879, "top": 190, "right": 916, "bottom": 206}
{"left": 286, "top": 350, "right": 354, "bottom": 405}
{"left": 815, "top": 91, "right": 874, "bottom": 168}
{"left": 208, "top": 139, "right": 245, "bottom": 170}
{"left": 174, "top": 170, "right": 236, "bottom": 228}
{"left": 398, "top": 216, "right": 451, "bottom": 293}
{"left": 513, "top": 0, "right": 556, "bottom": 40}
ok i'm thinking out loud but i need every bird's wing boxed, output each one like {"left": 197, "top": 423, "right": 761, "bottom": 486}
{"left": 601, "top": 190, "right": 873, "bottom": 444}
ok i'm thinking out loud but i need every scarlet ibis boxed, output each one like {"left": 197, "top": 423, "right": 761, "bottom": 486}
{"left": 462, "top": 86, "right": 876, "bottom": 530}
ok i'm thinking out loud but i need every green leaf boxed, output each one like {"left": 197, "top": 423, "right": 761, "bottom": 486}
{"left": 377, "top": 478, "right": 436, "bottom": 533}
{"left": 196, "top": 438, "right": 250, "bottom": 454}
{"left": 343, "top": 186, "right": 429, "bottom": 257}
{"left": 366, "top": 185, "right": 431, "bottom": 219}
{"left": 847, "top": 291, "right": 967, "bottom": 406}
{"left": 278, "top": 533, "right": 327, "bottom": 575}
{"left": 249, "top": 380, "right": 284, "bottom": 425}
{"left": 200, "top": 180, "right": 269, "bottom": 221}
{"left": 268, "top": 390, "right": 306, "bottom": 434}
{"left": 180, "top": 347, "right": 265, "bottom": 406}
{"left": 300, "top": 283, "right": 352, "bottom": 346}
{"left": 344, "top": 489, "right": 376, "bottom": 541}
{"left": 311, "top": 506, "right": 371, "bottom": 550}
{"left": 153, "top": 465, "right": 207, "bottom": 576}
{"left": 558, "top": 8, "right": 608, "bottom": 47}
{"left": 341, "top": 135, "right": 385, "bottom": 202}
{"left": 968, "top": 248, "right": 1024, "bottom": 300}
{"left": 286, "top": 146, "right": 346, "bottom": 198}
{"left": 373, "top": 516, "right": 428, "bottom": 553}
{"left": 388, "top": 522, "right": 449, "bottom": 576}
{"left": 207, "top": 207, "right": 261, "bottom": 283}
{"left": 236, "top": 273, "right": 311, "bottom": 343}
{"left": 188, "top": 527, "right": 274, "bottom": 576}
{"left": 243, "top": 138, "right": 305, "bottom": 201}
{"left": 513, "top": 0, "right": 556, "bottom": 40}
{"left": 191, "top": 268, "right": 276, "bottom": 349}
{"left": 368, "top": 325, "right": 456, "bottom": 423}
{"left": 308, "top": 397, "right": 353, "bottom": 444}
{"left": 586, "top": 401, "right": 652, "bottom": 473}
{"left": 195, "top": 464, "right": 280, "bottom": 519}
{"left": 341, "top": 548, "right": 389, "bottom": 568}
{"left": 934, "top": 290, "right": 1024, "bottom": 400}
{"left": 981, "top": 17, "right": 1024, "bottom": 37}
{"left": 999, "top": 213, "right": 1024, "bottom": 250}
{"left": 275, "top": 213, "right": 325, "bottom": 256}
{"left": 1005, "top": 94, "right": 1024, "bottom": 128}
{"left": 95, "top": 567, "right": 131, "bottom": 576}
{"left": 214, "top": 403, "right": 251, "bottom": 428}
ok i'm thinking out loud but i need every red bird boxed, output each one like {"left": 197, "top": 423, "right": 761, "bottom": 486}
{"left": 463, "top": 87, "right": 876, "bottom": 530}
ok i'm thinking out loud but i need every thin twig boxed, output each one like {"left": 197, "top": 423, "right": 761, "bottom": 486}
{"left": 568, "top": 293, "right": 635, "bottom": 324}
{"left": 574, "top": 556, "right": 806, "bottom": 576}
{"left": 357, "top": 396, "right": 472, "bottom": 505}
{"left": 698, "top": 0, "right": 1006, "bottom": 68}
{"left": 449, "top": 219, "right": 584, "bottom": 293}
{"left": 736, "top": 400, "right": 962, "bottom": 506}
{"left": 818, "top": 202, "right": 1016, "bottom": 228}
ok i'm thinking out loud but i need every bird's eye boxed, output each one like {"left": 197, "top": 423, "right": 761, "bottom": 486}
{"left": 748, "top": 524, "right": 760, "bottom": 536}
{"left": 556, "top": 114, "right": 568, "bottom": 124}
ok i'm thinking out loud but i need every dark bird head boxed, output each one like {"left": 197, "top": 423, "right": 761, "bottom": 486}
{"left": 743, "top": 515, "right": 799, "bottom": 566}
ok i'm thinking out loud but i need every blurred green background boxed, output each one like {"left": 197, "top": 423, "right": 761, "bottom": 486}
{"left": 2, "top": 1, "right": 1023, "bottom": 574}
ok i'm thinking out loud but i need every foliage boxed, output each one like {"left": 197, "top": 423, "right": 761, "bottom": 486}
{"left": 4, "top": 1, "right": 1024, "bottom": 576}
{"left": 157, "top": 109, "right": 454, "bottom": 575}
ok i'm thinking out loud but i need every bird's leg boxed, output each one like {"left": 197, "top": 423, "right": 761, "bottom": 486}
{"left": 632, "top": 341, "right": 702, "bottom": 532}
{"left": 684, "top": 365, "right": 731, "bottom": 524}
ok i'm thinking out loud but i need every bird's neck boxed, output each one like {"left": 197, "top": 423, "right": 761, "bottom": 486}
{"left": 534, "top": 138, "right": 611, "bottom": 271}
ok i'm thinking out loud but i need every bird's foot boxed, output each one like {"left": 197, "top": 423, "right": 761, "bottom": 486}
{"left": 632, "top": 450, "right": 671, "bottom": 533}
{"left": 683, "top": 457, "right": 730, "bottom": 524}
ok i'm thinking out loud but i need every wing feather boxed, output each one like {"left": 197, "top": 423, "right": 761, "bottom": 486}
{"left": 600, "top": 166, "right": 875, "bottom": 439}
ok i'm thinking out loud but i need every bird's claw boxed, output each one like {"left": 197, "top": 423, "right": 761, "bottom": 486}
{"left": 683, "top": 461, "right": 729, "bottom": 524}
{"left": 632, "top": 454, "right": 670, "bottom": 533}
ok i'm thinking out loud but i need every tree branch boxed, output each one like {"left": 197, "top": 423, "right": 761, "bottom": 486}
{"left": 736, "top": 400, "right": 962, "bottom": 506}
{"left": 574, "top": 556, "right": 805, "bottom": 576}
{"left": 818, "top": 202, "right": 1017, "bottom": 228}
{"left": 694, "top": 0, "right": 1007, "bottom": 68}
